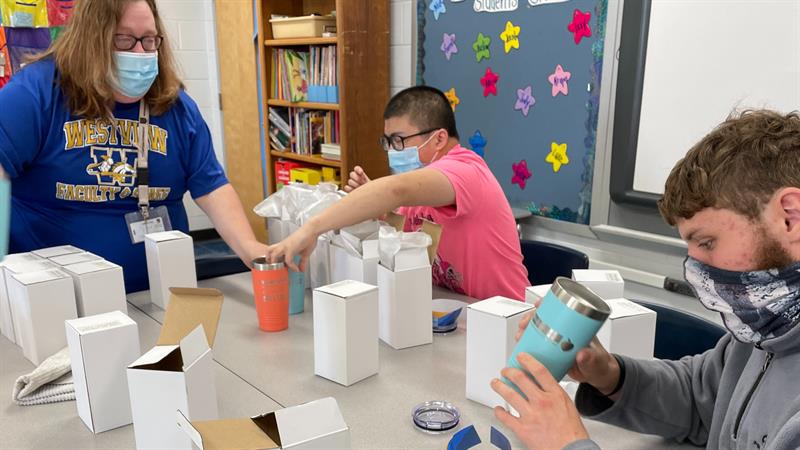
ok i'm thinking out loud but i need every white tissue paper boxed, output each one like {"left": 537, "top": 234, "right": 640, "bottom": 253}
{"left": 378, "top": 226, "right": 432, "bottom": 271}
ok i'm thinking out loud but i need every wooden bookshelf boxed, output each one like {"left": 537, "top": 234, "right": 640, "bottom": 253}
{"left": 257, "top": 0, "right": 390, "bottom": 194}
{"left": 267, "top": 99, "right": 339, "bottom": 111}
{"left": 270, "top": 150, "right": 342, "bottom": 168}
{"left": 264, "top": 36, "right": 338, "bottom": 46}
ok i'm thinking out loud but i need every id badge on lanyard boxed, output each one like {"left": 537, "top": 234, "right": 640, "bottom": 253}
{"left": 124, "top": 101, "right": 172, "bottom": 244}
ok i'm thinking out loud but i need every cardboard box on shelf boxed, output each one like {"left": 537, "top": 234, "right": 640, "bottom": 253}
{"left": 127, "top": 288, "right": 223, "bottom": 450}
{"left": 66, "top": 311, "right": 141, "bottom": 433}
{"left": 144, "top": 231, "right": 197, "bottom": 309}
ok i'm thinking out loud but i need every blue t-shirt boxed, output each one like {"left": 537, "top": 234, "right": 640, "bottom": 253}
{"left": 0, "top": 59, "right": 228, "bottom": 292}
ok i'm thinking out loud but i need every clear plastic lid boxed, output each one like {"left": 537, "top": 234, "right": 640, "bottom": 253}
{"left": 412, "top": 401, "right": 460, "bottom": 432}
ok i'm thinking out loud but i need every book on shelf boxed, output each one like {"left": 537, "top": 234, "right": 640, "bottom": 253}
{"left": 271, "top": 45, "right": 338, "bottom": 103}
{"left": 320, "top": 143, "right": 341, "bottom": 161}
{"left": 270, "top": 106, "right": 340, "bottom": 155}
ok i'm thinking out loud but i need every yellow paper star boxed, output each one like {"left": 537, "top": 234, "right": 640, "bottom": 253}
{"left": 444, "top": 87, "right": 460, "bottom": 112}
{"left": 546, "top": 142, "right": 569, "bottom": 172}
{"left": 500, "top": 21, "right": 520, "bottom": 54}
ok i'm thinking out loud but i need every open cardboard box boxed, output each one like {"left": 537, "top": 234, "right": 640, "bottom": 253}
{"left": 377, "top": 245, "right": 432, "bottom": 350}
{"left": 331, "top": 221, "right": 379, "bottom": 286}
{"left": 176, "top": 396, "right": 350, "bottom": 450}
{"left": 127, "top": 288, "right": 223, "bottom": 450}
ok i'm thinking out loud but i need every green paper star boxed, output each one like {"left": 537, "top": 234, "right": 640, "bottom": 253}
{"left": 472, "top": 32, "right": 491, "bottom": 63}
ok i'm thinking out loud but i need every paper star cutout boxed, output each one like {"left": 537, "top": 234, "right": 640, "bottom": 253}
{"left": 429, "top": 0, "right": 446, "bottom": 21}
{"left": 441, "top": 33, "right": 458, "bottom": 60}
{"left": 444, "top": 88, "right": 460, "bottom": 112}
{"left": 546, "top": 142, "right": 569, "bottom": 172}
{"left": 472, "top": 32, "right": 491, "bottom": 62}
{"left": 480, "top": 67, "right": 499, "bottom": 97}
{"left": 500, "top": 21, "right": 520, "bottom": 54}
{"left": 514, "top": 86, "right": 535, "bottom": 116}
{"left": 547, "top": 64, "right": 571, "bottom": 96}
{"left": 511, "top": 159, "right": 532, "bottom": 189}
{"left": 469, "top": 130, "right": 487, "bottom": 157}
{"left": 567, "top": 9, "right": 592, "bottom": 44}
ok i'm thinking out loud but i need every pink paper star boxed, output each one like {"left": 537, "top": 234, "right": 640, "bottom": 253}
{"left": 511, "top": 159, "right": 532, "bottom": 189}
{"left": 567, "top": 9, "right": 592, "bottom": 45}
{"left": 480, "top": 67, "right": 499, "bottom": 97}
{"left": 547, "top": 64, "right": 571, "bottom": 97}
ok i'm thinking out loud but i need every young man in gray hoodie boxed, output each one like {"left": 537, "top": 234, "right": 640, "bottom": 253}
{"left": 491, "top": 110, "right": 800, "bottom": 450}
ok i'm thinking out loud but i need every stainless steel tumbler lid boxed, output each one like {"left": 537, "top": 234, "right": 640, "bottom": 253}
{"left": 252, "top": 256, "right": 285, "bottom": 271}
{"left": 551, "top": 277, "right": 611, "bottom": 321}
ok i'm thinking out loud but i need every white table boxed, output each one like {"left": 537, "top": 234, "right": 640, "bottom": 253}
{"left": 1, "top": 273, "right": 703, "bottom": 449}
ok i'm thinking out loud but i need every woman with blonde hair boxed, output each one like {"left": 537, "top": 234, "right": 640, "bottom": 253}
{"left": 0, "top": 0, "right": 267, "bottom": 292}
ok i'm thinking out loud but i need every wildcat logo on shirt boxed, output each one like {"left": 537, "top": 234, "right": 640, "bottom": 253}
{"left": 56, "top": 118, "right": 171, "bottom": 203}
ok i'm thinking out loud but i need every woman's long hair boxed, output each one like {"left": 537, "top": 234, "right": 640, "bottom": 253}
{"left": 33, "top": 0, "right": 183, "bottom": 120}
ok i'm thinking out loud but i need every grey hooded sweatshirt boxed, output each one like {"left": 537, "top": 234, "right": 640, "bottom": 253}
{"left": 562, "top": 323, "right": 800, "bottom": 449}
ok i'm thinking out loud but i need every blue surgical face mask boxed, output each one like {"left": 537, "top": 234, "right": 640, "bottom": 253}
{"left": 113, "top": 51, "right": 159, "bottom": 99}
{"left": 387, "top": 134, "right": 436, "bottom": 174}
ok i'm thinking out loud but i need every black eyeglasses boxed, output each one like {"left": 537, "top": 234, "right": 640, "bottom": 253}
{"left": 113, "top": 34, "right": 163, "bottom": 52}
{"left": 380, "top": 128, "right": 439, "bottom": 151}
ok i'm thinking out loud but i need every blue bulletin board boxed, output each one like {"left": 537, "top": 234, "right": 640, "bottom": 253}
{"left": 418, "top": 0, "right": 607, "bottom": 224}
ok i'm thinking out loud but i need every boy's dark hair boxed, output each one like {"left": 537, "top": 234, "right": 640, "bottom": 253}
{"left": 383, "top": 86, "right": 459, "bottom": 139}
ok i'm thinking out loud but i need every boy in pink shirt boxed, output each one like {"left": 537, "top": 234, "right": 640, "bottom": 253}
{"left": 266, "top": 86, "right": 529, "bottom": 301}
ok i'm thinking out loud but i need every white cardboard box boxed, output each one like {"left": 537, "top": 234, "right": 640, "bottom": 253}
{"left": 177, "top": 396, "right": 350, "bottom": 450}
{"left": 8, "top": 268, "right": 77, "bottom": 364}
{"left": 597, "top": 298, "right": 657, "bottom": 359}
{"left": 0, "top": 253, "right": 43, "bottom": 343}
{"left": 49, "top": 252, "right": 103, "bottom": 266}
{"left": 63, "top": 260, "right": 127, "bottom": 317}
{"left": 572, "top": 269, "right": 625, "bottom": 300}
{"left": 313, "top": 280, "right": 378, "bottom": 386}
{"left": 66, "top": 311, "right": 141, "bottom": 433}
{"left": 466, "top": 296, "right": 534, "bottom": 408}
{"left": 6, "top": 259, "right": 59, "bottom": 345}
{"left": 144, "top": 231, "right": 197, "bottom": 309}
{"left": 32, "top": 245, "right": 83, "bottom": 259}
{"left": 524, "top": 284, "right": 551, "bottom": 305}
{"left": 377, "top": 246, "right": 432, "bottom": 349}
{"left": 127, "top": 287, "right": 223, "bottom": 450}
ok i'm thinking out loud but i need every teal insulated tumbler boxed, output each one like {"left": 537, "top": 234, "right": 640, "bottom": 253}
{"left": 505, "top": 277, "right": 611, "bottom": 388}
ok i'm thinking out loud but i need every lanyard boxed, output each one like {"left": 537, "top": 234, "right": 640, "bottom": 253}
{"left": 136, "top": 101, "right": 151, "bottom": 219}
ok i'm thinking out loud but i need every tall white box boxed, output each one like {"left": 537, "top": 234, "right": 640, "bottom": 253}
{"left": 177, "top": 397, "right": 350, "bottom": 450}
{"left": 5, "top": 258, "right": 59, "bottom": 345}
{"left": 572, "top": 270, "right": 625, "bottom": 300}
{"left": 8, "top": 269, "right": 77, "bottom": 365}
{"left": 597, "top": 298, "right": 657, "bottom": 359}
{"left": 49, "top": 252, "right": 103, "bottom": 266}
{"left": 66, "top": 311, "right": 141, "bottom": 433}
{"left": 144, "top": 231, "right": 197, "bottom": 309}
{"left": 0, "top": 253, "right": 43, "bottom": 343}
{"left": 525, "top": 284, "right": 551, "bottom": 305}
{"left": 466, "top": 296, "right": 534, "bottom": 408}
{"left": 377, "top": 246, "right": 432, "bottom": 349}
{"left": 127, "top": 287, "right": 223, "bottom": 450}
{"left": 32, "top": 245, "right": 83, "bottom": 259}
{"left": 63, "top": 260, "right": 127, "bottom": 317}
{"left": 313, "top": 280, "right": 379, "bottom": 386}
{"left": 330, "top": 223, "right": 379, "bottom": 286}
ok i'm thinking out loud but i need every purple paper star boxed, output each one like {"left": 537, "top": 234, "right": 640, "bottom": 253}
{"left": 514, "top": 86, "right": 535, "bottom": 116}
{"left": 512, "top": 159, "right": 532, "bottom": 189}
{"left": 441, "top": 33, "right": 458, "bottom": 60}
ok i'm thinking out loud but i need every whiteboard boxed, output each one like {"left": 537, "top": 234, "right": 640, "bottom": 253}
{"left": 632, "top": 0, "right": 800, "bottom": 195}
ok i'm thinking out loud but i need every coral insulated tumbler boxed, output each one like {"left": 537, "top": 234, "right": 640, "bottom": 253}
{"left": 252, "top": 257, "right": 289, "bottom": 332}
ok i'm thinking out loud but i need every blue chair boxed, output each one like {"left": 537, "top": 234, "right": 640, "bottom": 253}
{"left": 520, "top": 239, "right": 589, "bottom": 286}
{"left": 194, "top": 238, "right": 249, "bottom": 281}
{"left": 632, "top": 299, "right": 726, "bottom": 360}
